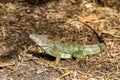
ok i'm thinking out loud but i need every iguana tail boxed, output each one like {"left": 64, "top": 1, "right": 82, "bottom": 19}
{"left": 73, "top": 43, "right": 106, "bottom": 60}
{"left": 79, "top": 21, "right": 106, "bottom": 56}
{"left": 82, "top": 43, "right": 106, "bottom": 55}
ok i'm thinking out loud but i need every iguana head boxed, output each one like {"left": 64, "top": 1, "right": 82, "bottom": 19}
{"left": 29, "top": 34, "right": 52, "bottom": 47}
{"left": 29, "top": 34, "right": 55, "bottom": 56}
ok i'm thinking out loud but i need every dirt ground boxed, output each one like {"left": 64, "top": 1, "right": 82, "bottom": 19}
{"left": 0, "top": 0, "right": 120, "bottom": 80}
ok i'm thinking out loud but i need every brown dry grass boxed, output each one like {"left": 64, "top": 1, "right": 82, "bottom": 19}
{"left": 0, "top": 0, "right": 119, "bottom": 80}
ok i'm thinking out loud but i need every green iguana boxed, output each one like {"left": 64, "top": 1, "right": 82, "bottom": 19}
{"left": 29, "top": 31, "right": 106, "bottom": 66}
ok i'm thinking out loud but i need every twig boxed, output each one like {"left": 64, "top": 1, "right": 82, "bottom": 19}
{"left": 56, "top": 71, "right": 73, "bottom": 80}
{"left": 0, "top": 63, "right": 13, "bottom": 68}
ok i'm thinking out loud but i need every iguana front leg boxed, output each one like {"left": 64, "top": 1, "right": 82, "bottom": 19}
{"left": 30, "top": 46, "right": 61, "bottom": 66}
{"left": 49, "top": 50, "right": 61, "bottom": 66}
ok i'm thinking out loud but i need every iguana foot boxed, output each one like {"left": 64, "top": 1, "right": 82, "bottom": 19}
{"left": 48, "top": 61, "right": 58, "bottom": 66}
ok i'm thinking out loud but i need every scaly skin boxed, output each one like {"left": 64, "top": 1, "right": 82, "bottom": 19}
{"left": 29, "top": 34, "right": 106, "bottom": 66}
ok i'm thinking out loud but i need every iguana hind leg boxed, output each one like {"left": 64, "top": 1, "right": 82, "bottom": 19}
{"left": 72, "top": 48, "right": 87, "bottom": 60}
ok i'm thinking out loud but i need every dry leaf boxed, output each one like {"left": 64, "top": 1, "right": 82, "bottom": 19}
{"left": 102, "top": 29, "right": 120, "bottom": 38}
{"left": 79, "top": 15, "right": 101, "bottom": 22}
